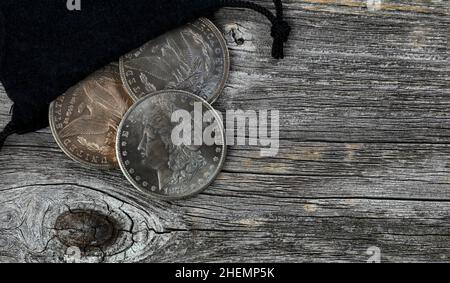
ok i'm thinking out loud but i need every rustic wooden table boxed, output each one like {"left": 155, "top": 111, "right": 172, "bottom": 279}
{"left": 0, "top": 0, "right": 449, "bottom": 263}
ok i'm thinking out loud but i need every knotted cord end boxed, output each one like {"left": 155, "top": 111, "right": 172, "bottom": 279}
{"left": 271, "top": 19, "right": 291, "bottom": 59}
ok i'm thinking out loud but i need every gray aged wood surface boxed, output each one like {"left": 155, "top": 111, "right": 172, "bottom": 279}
{"left": 0, "top": 0, "right": 449, "bottom": 263}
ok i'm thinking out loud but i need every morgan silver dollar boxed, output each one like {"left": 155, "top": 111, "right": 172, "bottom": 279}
{"left": 116, "top": 90, "right": 226, "bottom": 200}
{"left": 119, "top": 18, "right": 229, "bottom": 103}
{"left": 49, "top": 63, "right": 134, "bottom": 169}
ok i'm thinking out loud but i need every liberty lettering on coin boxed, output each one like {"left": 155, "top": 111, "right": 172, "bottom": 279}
{"left": 49, "top": 63, "right": 134, "bottom": 169}
{"left": 119, "top": 18, "right": 229, "bottom": 103}
{"left": 116, "top": 90, "right": 226, "bottom": 200}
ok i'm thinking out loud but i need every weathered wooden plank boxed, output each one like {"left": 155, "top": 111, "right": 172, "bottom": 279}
{"left": 2, "top": 136, "right": 450, "bottom": 201}
{"left": 213, "top": 0, "right": 450, "bottom": 143}
{"left": 1, "top": 0, "right": 449, "bottom": 263}
{"left": 1, "top": 182, "right": 450, "bottom": 263}
{"left": 1, "top": 132, "right": 450, "bottom": 262}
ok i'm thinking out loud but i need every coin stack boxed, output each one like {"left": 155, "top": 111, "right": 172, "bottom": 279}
{"left": 49, "top": 18, "right": 229, "bottom": 200}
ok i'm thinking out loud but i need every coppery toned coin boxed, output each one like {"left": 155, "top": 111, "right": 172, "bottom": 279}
{"left": 119, "top": 18, "right": 229, "bottom": 103}
{"left": 49, "top": 64, "right": 134, "bottom": 169}
{"left": 116, "top": 90, "right": 226, "bottom": 200}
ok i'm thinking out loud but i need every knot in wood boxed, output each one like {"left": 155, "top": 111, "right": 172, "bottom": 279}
{"left": 54, "top": 210, "right": 118, "bottom": 250}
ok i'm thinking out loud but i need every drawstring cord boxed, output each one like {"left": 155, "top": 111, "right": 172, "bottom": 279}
{"left": 219, "top": 0, "right": 291, "bottom": 59}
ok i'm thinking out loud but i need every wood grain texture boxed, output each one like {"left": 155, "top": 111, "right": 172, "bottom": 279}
{"left": 0, "top": 0, "right": 449, "bottom": 263}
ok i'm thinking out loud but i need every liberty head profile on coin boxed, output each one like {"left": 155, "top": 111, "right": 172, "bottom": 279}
{"left": 117, "top": 90, "right": 226, "bottom": 200}
{"left": 120, "top": 18, "right": 229, "bottom": 103}
{"left": 49, "top": 64, "right": 134, "bottom": 169}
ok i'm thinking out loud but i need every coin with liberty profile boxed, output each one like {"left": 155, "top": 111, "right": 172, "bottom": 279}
{"left": 116, "top": 90, "right": 226, "bottom": 200}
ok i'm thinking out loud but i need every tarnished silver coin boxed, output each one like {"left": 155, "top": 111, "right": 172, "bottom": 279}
{"left": 119, "top": 18, "right": 229, "bottom": 103}
{"left": 116, "top": 90, "right": 226, "bottom": 200}
{"left": 49, "top": 63, "right": 134, "bottom": 169}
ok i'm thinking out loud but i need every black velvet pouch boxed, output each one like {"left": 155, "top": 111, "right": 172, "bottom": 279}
{"left": 0, "top": 0, "right": 290, "bottom": 150}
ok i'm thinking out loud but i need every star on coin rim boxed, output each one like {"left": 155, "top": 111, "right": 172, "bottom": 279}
{"left": 48, "top": 64, "right": 125, "bottom": 170}
{"left": 116, "top": 90, "right": 227, "bottom": 200}
{"left": 118, "top": 17, "right": 230, "bottom": 104}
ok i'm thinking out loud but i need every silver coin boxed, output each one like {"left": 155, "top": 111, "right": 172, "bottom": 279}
{"left": 116, "top": 90, "right": 226, "bottom": 200}
{"left": 119, "top": 18, "right": 229, "bottom": 103}
{"left": 49, "top": 63, "right": 133, "bottom": 169}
